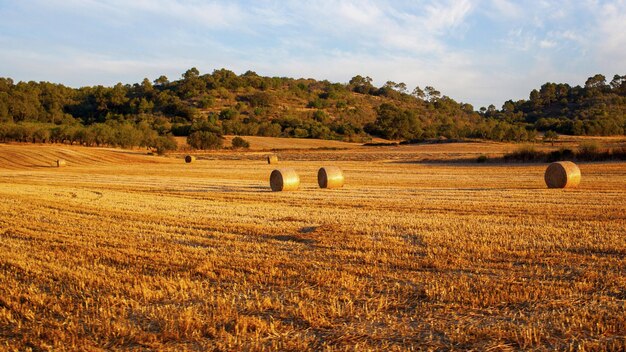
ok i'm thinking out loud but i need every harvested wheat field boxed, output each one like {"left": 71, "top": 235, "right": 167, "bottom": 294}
{"left": 0, "top": 142, "right": 625, "bottom": 351}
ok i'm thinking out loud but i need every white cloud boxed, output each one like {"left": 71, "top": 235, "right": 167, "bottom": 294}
{"left": 594, "top": 1, "right": 626, "bottom": 70}
{"left": 423, "top": 0, "right": 474, "bottom": 33}
{"left": 29, "top": 0, "right": 249, "bottom": 28}
{"left": 0, "top": 44, "right": 195, "bottom": 87}
{"left": 335, "top": 0, "right": 382, "bottom": 26}
{"left": 501, "top": 28, "right": 537, "bottom": 51}
{"left": 126, "top": 0, "right": 247, "bottom": 28}
{"left": 484, "top": 0, "right": 524, "bottom": 20}
{"left": 539, "top": 39, "right": 557, "bottom": 48}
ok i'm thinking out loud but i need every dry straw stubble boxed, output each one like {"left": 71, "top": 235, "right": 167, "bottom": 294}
{"left": 269, "top": 168, "right": 300, "bottom": 191}
{"left": 544, "top": 161, "right": 581, "bottom": 188}
{"left": 318, "top": 166, "right": 344, "bottom": 189}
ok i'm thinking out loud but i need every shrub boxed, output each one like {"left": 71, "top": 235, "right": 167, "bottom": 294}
{"left": 578, "top": 141, "right": 600, "bottom": 155}
{"left": 476, "top": 155, "right": 488, "bottom": 163}
{"left": 171, "top": 123, "right": 192, "bottom": 136}
{"left": 503, "top": 146, "right": 546, "bottom": 162}
{"left": 231, "top": 136, "right": 250, "bottom": 149}
{"left": 577, "top": 141, "right": 606, "bottom": 161}
{"left": 153, "top": 136, "right": 178, "bottom": 155}
{"left": 612, "top": 146, "right": 626, "bottom": 160}
{"left": 187, "top": 131, "right": 223, "bottom": 150}
{"left": 547, "top": 148, "right": 575, "bottom": 162}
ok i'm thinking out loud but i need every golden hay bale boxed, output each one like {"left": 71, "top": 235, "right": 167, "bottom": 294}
{"left": 185, "top": 155, "right": 196, "bottom": 163}
{"left": 56, "top": 159, "right": 67, "bottom": 167}
{"left": 317, "top": 166, "right": 344, "bottom": 189}
{"left": 544, "top": 161, "right": 581, "bottom": 188}
{"left": 269, "top": 168, "right": 300, "bottom": 192}
{"left": 267, "top": 155, "right": 279, "bottom": 164}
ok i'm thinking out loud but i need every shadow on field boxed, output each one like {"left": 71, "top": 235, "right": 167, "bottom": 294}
{"left": 417, "top": 187, "right": 531, "bottom": 192}
{"left": 566, "top": 246, "right": 625, "bottom": 257}
{"left": 163, "top": 185, "right": 272, "bottom": 193}
{"left": 270, "top": 234, "right": 317, "bottom": 245}
{"left": 390, "top": 159, "right": 479, "bottom": 165}
{"left": 390, "top": 159, "right": 534, "bottom": 165}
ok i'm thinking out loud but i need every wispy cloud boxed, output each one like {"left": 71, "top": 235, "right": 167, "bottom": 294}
{"left": 593, "top": 1, "right": 626, "bottom": 71}
{"left": 539, "top": 39, "right": 557, "bottom": 49}
{"left": 424, "top": 0, "right": 474, "bottom": 33}
{"left": 486, "top": 0, "right": 524, "bottom": 19}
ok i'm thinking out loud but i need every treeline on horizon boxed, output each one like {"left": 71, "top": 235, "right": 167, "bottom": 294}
{"left": 0, "top": 69, "right": 624, "bottom": 152}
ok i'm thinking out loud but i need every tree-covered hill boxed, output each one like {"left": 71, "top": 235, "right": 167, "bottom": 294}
{"left": 483, "top": 74, "right": 626, "bottom": 136}
{"left": 0, "top": 69, "right": 624, "bottom": 151}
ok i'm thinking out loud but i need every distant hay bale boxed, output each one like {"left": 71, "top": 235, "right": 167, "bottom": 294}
{"left": 185, "top": 155, "right": 196, "bottom": 163}
{"left": 317, "top": 166, "right": 344, "bottom": 189}
{"left": 544, "top": 161, "right": 581, "bottom": 189}
{"left": 56, "top": 159, "right": 67, "bottom": 167}
{"left": 267, "top": 155, "right": 279, "bottom": 164}
{"left": 269, "top": 168, "right": 299, "bottom": 192}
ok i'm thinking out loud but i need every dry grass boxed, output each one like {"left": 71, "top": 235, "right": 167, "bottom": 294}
{"left": 174, "top": 136, "right": 369, "bottom": 151}
{"left": 0, "top": 142, "right": 625, "bottom": 351}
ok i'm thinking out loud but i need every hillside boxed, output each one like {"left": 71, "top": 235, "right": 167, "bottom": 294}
{"left": 0, "top": 70, "right": 530, "bottom": 149}
{"left": 0, "top": 71, "right": 624, "bottom": 155}
{"left": 486, "top": 74, "right": 626, "bottom": 135}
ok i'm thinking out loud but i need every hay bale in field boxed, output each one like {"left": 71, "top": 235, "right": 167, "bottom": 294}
{"left": 185, "top": 155, "right": 196, "bottom": 163}
{"left": 269, "top": 168, "right": 299, "bottom": 192}
{"left": 317, "top": 166, "right": 344, "bottom": 189}
{"left": 267, "top": 155, "right": 279, "bottom": 164}
{"left": 544, "top": 161, "right": 581, "bottom": 188}
{"left": 56, "top": 159, "right": 67, "bottom": 167}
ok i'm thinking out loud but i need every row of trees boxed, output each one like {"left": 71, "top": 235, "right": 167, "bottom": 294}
{"left": 0, "top": 122, "right": 177, "bottom": 154}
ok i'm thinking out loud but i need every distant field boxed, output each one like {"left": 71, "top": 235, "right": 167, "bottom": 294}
{"left": 179, "top": 134, "right": 626, "bottom": 161}
{"left": 0, "top": 142, "right": 625, "bottom": 350}
{"left": 174, "top": 135, "right": 370, "bottom": 151}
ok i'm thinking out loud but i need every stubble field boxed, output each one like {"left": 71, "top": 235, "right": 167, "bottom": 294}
{"left": 0, "top": 142, "right": 625, "bottom": 351}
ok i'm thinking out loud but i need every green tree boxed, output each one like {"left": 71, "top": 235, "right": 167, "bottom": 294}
{"left": 152, "top": 135, "right": 178, "bottom": 155}
{"left": 348, "top": 75, "right": 374, "bottom": 94}
{"left": 424, "top": 86, "right": 441, "bottom": 102}
{"left": 365, "top": 103, "right": 421, "bottom": 140}
{"left": 411, "top": 86, "right": 425, "bottom": 100}
{"left": 154, "top": 75, "right": 169, "bottom": 87}
{"left": 585, "top": 74, "right": 607, "bottom": 89}
{"left": 543, "top": 130, "right": 559, "bottom": 146}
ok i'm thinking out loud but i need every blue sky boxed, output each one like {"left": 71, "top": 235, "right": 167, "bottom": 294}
{"left": 1, "top": 0, "right": 625, "bottom": 108}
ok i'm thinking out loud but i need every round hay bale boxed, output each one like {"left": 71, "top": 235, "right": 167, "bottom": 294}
{"left": 185, "top": 155, "right": 196, "bottom": 163}
{"left": 267, "top": 155, "right": 279, "bottom": 164}
{"left": 56, "top": 159, "right": 67, "bottom": 167}
{"left": 318, "top": 166, "right": 344, "bottom": 189}
{"left": 544, "top": 161, "right": 581, "bottom": 189}
{"left": 269, "top": 168, "right": 299, "bottom": 192}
